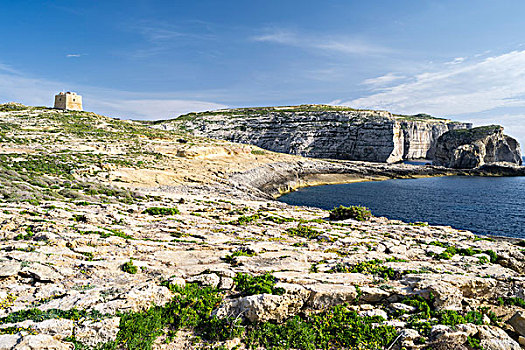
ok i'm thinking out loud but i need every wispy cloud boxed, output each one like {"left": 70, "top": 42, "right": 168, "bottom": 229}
{"left": 66, "top": 54, "right": 83, "bottom": 58}
{"left": 124, "top": 21, "right": 215, "bottom": 58}
{"left": 0, "top": 63, "right": 226, "bottom": 120}
{"left": 361, "top": 73, "right": 406, "bottom": 89}
{"left": 252, "top": 28, "right": 391, "bottom": 56}
{"left": 0, "top": 62, "right": 22, "bottom": 75}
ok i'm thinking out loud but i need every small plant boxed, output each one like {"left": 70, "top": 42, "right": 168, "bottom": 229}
{"left": 222, "top": 248, "right": 256, "bottom": 265}
{"left": 286, "top": 225, "right": 320, "bottom": 239}
{"left": 264, "top": 215, "right": 294, "bottom": 224}
{"left": 143, "top": 207, "right": 179, "bottom": 216}
{"left": 409, "top": 221, "right": 428, "bottom": 226}
{"left": 223, "top": 214, "right": 260, "bottom": 225}
{"left": 467, "top": 335, "right": 483, "bottom": 349}
{"left": 330, "top": 259, "right": 397, "bottom": 279}
{"left": 329, "top": 205, "right": 372, "bottom": 221}
{"left": 72, "top": 214, "right": 88, "bottom": 222}
{"left": 233, "top": 273, "right": 284, "bottom": 296}
{"left": 121, "top": 259, "right": 138, "bottom": 274}
{"left": 498, "top": 297, "right": 525, "bottom": 307}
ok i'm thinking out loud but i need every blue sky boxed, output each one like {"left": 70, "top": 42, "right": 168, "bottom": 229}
{"left": 1, "top": 0, "right": 525, "bottom": 146}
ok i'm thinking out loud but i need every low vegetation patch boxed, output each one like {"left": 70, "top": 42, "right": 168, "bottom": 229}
{"left": 427, "top": 241, "right": 499, "bottom": 262}
{"left": 329, "top": 205, "right": 372, "bottom": 221}
{"left": 222, "top": 248, "right": 257, "bottom": 265}
{"left": 121, "top": 259, "right": 138, "bottom": 274}
{"left": 142, "top": 207, "right": 180, "bottom": 216}
{"left": 286, "top": 225, "right": 320, "bottom": 239}
{"left": 233, "top": 273, "right": 284, "bottom": 296}
{"left": 264, "top": 215, "right": 294, "bottom": 224}
{"left": 0, "top": 308, "right": 103, "bottom": 324}
{"left": 498, "top": 297, "right": 525, "bottom": 307}
{"left": 329, "top": 259, "right": 397, "bottom": 279}
{"left": 400, "top": 294, "right": 499, "bottom": 338}
{"left": 244, "top": 304, "right": 397, "bottom": 350}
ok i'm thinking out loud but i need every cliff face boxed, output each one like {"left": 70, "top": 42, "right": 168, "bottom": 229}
{"left": 157, "top": 106, "right": 471, "bottom": 163}
{"left": 434, "top": 125, "right": 523, "bottom": 168}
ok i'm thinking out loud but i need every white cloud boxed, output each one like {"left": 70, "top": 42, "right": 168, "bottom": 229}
{"left": 361, "top": 73, "right": 406, "bottom": 89}
{"left": 341, "top": 50, "right": 525, "bottom": 147}
{"left": 345, "top": 50, "right": 525, "bottom": 115}
{"left": 66, "top": 54, "right": 83, "bottom": 58}
{"left": 252, "top": 28, "right": 391, "bottom": 56}
{"left": 445, "top": 57, "right": 465, "bottom": 65}
{"left": 0, "top": 65, "right": 226, "bottom": 120}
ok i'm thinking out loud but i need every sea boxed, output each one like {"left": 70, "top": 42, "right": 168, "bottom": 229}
{"left": 279, "top": 172, "right": 525, "bottom": 239}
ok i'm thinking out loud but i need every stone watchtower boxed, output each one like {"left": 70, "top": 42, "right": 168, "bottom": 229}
{"left": 54, "top": 92, "right": 83, "bottom": 111}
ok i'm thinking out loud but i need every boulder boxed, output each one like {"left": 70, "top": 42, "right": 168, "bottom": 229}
{"left": 74, "top": 317, "right": 120, "bottom": 347}
{"left": 13, "top": 334, "right": 73, "bottom": 349}
{"left": 509, "top": 311, "right": 525, "bottom": 337}
{"left": 213, "top": 283, "right": 309, "bottom": 323}
{"left": 304, "top": 284, "right": 357, "bottom": 309}
{"left": 213, "top": 293, "right": 305, "bottom": 323}
{"left": 478, "top": 325, "right": 521, "bottom": 350}
{"left": 434, "top": 125, "right": 522, "bottom": 168}
{"left": 0, "top": 261, "right": 21, "bottom": 278}
{"left": 19, "top": 264, "right": 63, "bottom": 283}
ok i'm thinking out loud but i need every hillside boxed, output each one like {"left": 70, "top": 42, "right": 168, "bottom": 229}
{"left": 0, "top": 103, "right": 525, "bottom": 349}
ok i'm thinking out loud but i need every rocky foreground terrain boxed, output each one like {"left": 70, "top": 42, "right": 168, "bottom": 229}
{"left": 1, "top": 103, "right": 525, "bottom": 350}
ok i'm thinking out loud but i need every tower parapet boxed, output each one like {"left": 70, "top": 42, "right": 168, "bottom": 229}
{"left": 54, "top": 92, "right": 83, "bottom": 111}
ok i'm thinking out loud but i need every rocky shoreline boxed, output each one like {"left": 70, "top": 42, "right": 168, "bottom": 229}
{"left": 229, "top": 159, "right": 525, "bottom": 198}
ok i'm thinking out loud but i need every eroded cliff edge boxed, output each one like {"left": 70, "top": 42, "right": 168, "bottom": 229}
{"left": 434, "top": 125, "right": 523, "bottom": 168}
{"left": 154, "top": 105, "right": 472, "bottom": 163}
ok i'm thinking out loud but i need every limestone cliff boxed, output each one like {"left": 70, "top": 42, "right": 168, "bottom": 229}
{"left": 156, "top": 106, "right": 471, "bottom": 163}
{"left": 434, "top": 125, "right": 523, "bottom": 168}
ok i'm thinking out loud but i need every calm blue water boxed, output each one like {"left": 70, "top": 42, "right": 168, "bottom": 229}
{"left": 279, "top": 176, "right": 525, "bottom": 238}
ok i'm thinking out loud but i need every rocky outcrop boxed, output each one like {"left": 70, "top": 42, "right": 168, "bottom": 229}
{"left": 156, "top": 106, "right": 470, "bottom": 163}
{"left": 434, "top": 125, "right": 522, "bottom": 168}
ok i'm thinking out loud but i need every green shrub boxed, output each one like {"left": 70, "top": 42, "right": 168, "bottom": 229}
{"left": 112, "top": 283, "right": 242, "bottom": 350}
{"left": 233, "top": 273, "right": 284, "bottom": 296}
{"left": 244, "top": 304, "right": 397, "bottom": 349}
{"left": 142, "top": 207, "right": 179, "bottom": 216}
{"left": 329, "top": 205, "right": 372, "bottom": 221}
{"left": 484, "top": 249, "right": 498, "bottom": 263}
{"left": 0, "top": 308, "right": 102, "bottom": 324}
{"left": 467, "top": 335, "right": 483, "bottom": 349}
{"left": 330, "top": 259, "right": 397, "bottom": 280}
{"left": 121, "top": 259, "right": 138, "bottom": 274}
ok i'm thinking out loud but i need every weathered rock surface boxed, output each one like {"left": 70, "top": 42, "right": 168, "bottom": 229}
{"left": 434, "top": 125, "right": 522, "bottom": 168}
{"left": 509, "top": 311, "right": 525, "bottom": 337}
{"left": 156, "top": 106, "right": 471, "bottom": 163}
{"left": 1, "top": 104, "right": 525, "bottom": 350}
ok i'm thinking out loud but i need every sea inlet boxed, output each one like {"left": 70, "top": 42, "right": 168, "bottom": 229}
{"left": 279, "top": 176, "right": 525, "bottom": 239}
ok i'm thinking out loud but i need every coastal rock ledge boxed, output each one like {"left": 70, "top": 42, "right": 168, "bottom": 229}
{"left": 434, "top": 125, "right": 523, "bottom": 169}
